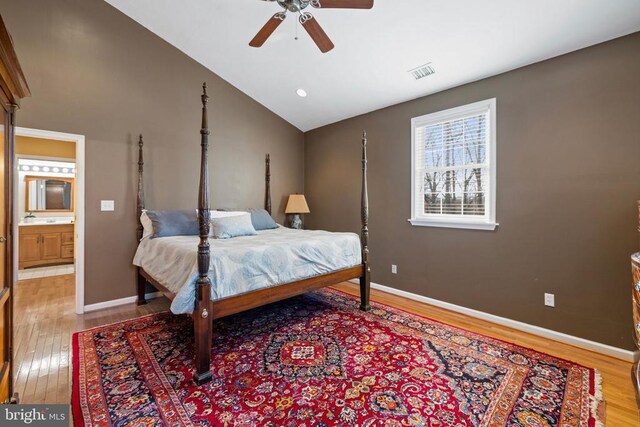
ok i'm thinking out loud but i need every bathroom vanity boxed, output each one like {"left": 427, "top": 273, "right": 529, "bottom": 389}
{"left": 18, "top": 220, "right": 74, "bottom": 269}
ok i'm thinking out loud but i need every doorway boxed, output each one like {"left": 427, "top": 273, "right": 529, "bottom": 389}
{"left": 12, "top": 128, "right": 85, "bottom": 314}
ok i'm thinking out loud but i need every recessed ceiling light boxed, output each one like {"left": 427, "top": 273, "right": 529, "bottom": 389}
{"left": 296, "top": 89, "right": 307, "bottom": 98}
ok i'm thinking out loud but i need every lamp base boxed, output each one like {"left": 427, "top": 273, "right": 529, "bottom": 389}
{"left": 289, "top": 214, "right": 303, "bottom": 229}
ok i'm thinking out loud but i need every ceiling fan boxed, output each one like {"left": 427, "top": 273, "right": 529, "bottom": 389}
{"left": 249, "top": 0, "right": 374, "bottom": 53}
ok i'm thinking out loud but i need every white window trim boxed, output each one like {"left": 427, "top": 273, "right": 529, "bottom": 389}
{"left": 409, "top": 98, "right": 498, "bottom": 231}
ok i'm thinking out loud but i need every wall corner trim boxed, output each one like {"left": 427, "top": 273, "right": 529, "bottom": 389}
{"left": 351, "top": 279, "right": 639, "bottom": 363}
{"left": 83, "top": 291, "right": 162, "bottom": 313}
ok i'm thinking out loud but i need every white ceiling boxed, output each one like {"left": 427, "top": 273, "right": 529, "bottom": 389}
{"left": 105, "top": 0, "right": 640, "bottom": 132}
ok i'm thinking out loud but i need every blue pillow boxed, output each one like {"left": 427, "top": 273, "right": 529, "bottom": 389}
{"left": 211, "top": 213, "right": 257, "bottom": 239}
{"left": 246, "top": 208, "right": 278, "bottom": 230}
{"left": 146, "top": 210, "right": 198, "bottom": 239}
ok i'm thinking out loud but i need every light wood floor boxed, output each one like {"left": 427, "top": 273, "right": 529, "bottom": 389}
{"left": 13, "top": 274, "right": 170, "bottom": 404}
{"left": 12, "top": 275, "right": 639, "bottom": 425}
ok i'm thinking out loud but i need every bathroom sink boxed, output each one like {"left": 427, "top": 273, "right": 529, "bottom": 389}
{"left": 19, "top": 218, "right": 75, "bottom": 226}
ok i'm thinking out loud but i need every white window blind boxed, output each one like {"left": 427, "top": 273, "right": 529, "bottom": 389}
{"left": 410, "top": 99, "right": 497, "bottom": 230}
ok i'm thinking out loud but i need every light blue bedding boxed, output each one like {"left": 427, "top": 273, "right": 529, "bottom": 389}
{"left": 133, "top": 226, "right": 362, "bottom": 314}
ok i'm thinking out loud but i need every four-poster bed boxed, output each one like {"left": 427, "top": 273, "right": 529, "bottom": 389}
{"left": 134, "top": 83, "right": 371, "bottom": 384}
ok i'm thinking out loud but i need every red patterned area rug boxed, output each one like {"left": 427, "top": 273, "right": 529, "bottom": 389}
{"left": 72, "top": 289, "right": 604, "bottom": 426}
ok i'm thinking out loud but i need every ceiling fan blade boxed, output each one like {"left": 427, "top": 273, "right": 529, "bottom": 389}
{"left": 249, "top": 12, "right": 286, "bottom": 48}
{"left": 300, "top": 13, "right": 334, "bottom": 53}
{"left": 311, "top": 0, "right": 373, "bottom": 9}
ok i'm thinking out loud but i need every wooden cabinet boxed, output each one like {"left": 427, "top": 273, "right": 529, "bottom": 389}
{"left": 0, "top": 12, "right": 31, "bottom": 404}
{"left": 18, "top": 224, "right": 74, "bottom": 269}
{"left": 41, "top": 233, "right": 61, "bottom": 260}
{"left": 18, "top": 235, "right": 39, "bottom": 264}
{"left": 633, "top": 253, "right": 640, "bottom": 401}
{"left": 61, "top": 232, "right": 74, "bottom": 245}
{"left": 61, "top": 245, "right": 74, "bottom": 259}
{"left": 633, "top": 200, "right": 640, "bottom": 404}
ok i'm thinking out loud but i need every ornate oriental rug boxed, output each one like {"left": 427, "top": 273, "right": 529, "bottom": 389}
{"left": 72, "top": 289, "right": 604, "bottom": 426}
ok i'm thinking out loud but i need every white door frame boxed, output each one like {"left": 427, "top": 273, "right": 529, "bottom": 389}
{"left": 13, "top": 127, "right": 85, "bottom": 314}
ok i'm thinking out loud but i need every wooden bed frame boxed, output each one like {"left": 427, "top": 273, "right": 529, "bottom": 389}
{"left": 135, "top": 83, "right": 371, "bottom": 385}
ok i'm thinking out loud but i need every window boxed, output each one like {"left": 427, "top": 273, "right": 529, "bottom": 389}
{"left": 410, "top": 98, "right": 497, "bottom": 230}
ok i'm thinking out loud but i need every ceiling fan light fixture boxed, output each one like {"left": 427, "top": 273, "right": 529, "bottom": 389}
{"left": 296, "top": 88, "right": 308, "bottom": 97}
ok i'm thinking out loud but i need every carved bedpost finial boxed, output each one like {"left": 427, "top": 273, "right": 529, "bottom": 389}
{"left": 197, "top": 82, "right": 211, "bottom": 282}
{"left": 361, "top": 131, "right": 369, "bottom": 263}
{"left": 265, "top": 154, "right": 272, "bottom": 215}
{"left": 138, "top": 134, "right": 144, "bottom": 172}
{"left": 136, "top": 134, "right": 145, "bottom": 241}
{"left": 359, "top": 131, "right": 371, "bottom": 312}
{"left": 201, "top": 83, "right": 210, "bottom": 137}
{"left": 138, "top": 134, "right": 144, "bottom": 170}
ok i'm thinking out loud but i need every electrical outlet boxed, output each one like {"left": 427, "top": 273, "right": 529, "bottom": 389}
{"left": 544, "top": 293, "right": 555, "bottom": 307}
{"left": 391, "top": 264, "right": 397, "bottom": 274}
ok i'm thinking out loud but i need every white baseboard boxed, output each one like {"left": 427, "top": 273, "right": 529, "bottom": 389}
{"left": 351, "top": 279, "right": 639, "bottom": 363}
{"left": 83, "top": 291, "right": 163, "bottom": 313}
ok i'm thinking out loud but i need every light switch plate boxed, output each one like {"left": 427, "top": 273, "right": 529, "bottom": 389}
{"left": 101, "top": 200, "right": 115, "bottom": 211}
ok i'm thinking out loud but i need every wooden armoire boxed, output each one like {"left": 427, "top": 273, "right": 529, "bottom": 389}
{"left": 633, "top": 202, "right": 640, "bottom": 403}
{"left": 0, "top": 14, "right": 30, "bottom": 403}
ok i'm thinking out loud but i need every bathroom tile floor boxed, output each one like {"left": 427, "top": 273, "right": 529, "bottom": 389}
{"left": 18, "top": 264, "right": 75, "bottom": 280}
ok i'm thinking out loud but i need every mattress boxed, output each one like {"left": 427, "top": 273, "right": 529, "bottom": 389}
{"left": 133, "top": 226, "right": 362, "bottom": 314}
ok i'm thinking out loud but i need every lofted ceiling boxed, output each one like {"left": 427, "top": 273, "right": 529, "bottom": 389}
{"left": 105, "top": 0, "right": 640, "bottom": 132}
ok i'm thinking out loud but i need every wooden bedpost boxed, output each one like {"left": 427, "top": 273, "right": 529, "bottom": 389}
{"left": 193, "top": 83, "right": 213, "bottom": 385}
{"left": 136, "top": 135, "right": 147, "bottom": 305}
{"left": 265, "top": 153, "right": 271, "bottom": 215}
{"left": 359, "top": 131, "right": 371, "bottom": 311}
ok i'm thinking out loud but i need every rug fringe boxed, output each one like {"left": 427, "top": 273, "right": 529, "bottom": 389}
{"left": 590, "top": 369, "right": 605, "bottom": 427}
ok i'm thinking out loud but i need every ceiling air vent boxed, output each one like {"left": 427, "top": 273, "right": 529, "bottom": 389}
{"left": 409, "top": 63, "right": 435, "bottom": 80}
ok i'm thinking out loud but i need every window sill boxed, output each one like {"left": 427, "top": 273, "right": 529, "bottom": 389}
{"left": 408, "top": 218, "right": 498, "bottom": 231}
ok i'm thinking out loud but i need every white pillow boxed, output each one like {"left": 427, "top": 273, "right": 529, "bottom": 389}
{"left": 140, "top": 210, "right": 153, "bottom": 241}
{"left": 206, "top": 211, "right": 245, "bottom": 236}
{"left": 210, "top": 212, "right": 257, "bottom": 239}
{"left": 209, "top": 210, "right": 246, "bottom": 219}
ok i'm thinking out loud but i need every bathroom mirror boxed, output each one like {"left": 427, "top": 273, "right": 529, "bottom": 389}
{"left": 25, "top": 176, "right": 74, "bottom": 212}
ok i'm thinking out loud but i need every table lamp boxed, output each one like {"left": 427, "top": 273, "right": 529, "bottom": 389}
{"left": 285, "top": 194, "right": 310, "bottom": 229}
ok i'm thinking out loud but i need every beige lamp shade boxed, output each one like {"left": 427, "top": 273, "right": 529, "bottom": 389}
{"left": 285, "top": 194, "right": 310, "bottom": 214}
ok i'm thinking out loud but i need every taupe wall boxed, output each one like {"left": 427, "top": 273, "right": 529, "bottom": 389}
{"left": 305, "top": 33, "right": 640, "bottom": 349}
{"left": 2, "top": 0, "right": 304, "bottom": 305}
{"left": 3, "top": 0, "right": 638, "bottom": 348}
